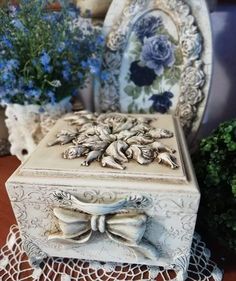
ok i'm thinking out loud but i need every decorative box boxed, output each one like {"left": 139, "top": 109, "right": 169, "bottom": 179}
{"left": 6, "top": 112, "right": 200, "bottom": 276}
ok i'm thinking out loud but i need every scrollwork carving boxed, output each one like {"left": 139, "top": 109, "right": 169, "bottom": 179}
{"left": 83, "top": 190, "right": 117, "bottom": 203}
{"left": 23, "top": 239, "right": 48, "bottom": 267}
{"left": 51, "top": 190, "right": 152, "bottom": 214}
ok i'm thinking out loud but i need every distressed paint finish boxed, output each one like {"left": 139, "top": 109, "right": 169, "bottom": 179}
{"left": 6, "top": 114, "right": 200, "bottom": 276}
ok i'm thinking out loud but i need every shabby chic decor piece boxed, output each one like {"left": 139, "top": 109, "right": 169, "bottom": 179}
{"left": 6, "top": 112, "right": 200, "bottom": 279}
{"left": 94, "top": 0, "right": 212, "bottom": 140}
{"left": 5, "top": 97, "right": 71, "bottom": 161}
{"left": 0, "top": 225, "right": 223, "bottom": 281}
{"left": 49, "top": 112, "right": 179, "bottom": 170}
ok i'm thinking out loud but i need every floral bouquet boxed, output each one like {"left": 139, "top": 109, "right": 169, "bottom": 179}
{"left": 0, "top": 0, "right": 104, "bottom": 106}
{"left": 0, "top": 0, "right": 105, "bottom": 160}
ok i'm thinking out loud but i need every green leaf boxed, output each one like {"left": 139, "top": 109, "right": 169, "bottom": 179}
{"left": 164, "top": 66, "right": 181, "bottom": 86}
{"left": 175, "top": 48, "right": 184, "bottom": 65}
{"left": 139, "top": 108, "right": 146, "bottom": 114}
{"left": 144, "top": 86, "right": 151, "bottom": 95}
{"left": 149, "top": 106, "right": 155, "bottom": 114}
{"left": 124, "top": 85, "right": 134, "bottom": 96}
{"left": 132, "top": 89, "right": 141, "bottom": 100}
{"left": 128, "top": 103, "right": 133, "bottom": 113}
{"left": 152, "top": 77, "right": 161, "bottom": 91}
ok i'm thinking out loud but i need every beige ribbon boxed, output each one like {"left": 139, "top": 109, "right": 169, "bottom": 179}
{"left": 49, "top": 208, "right": 159, "bottom": 261}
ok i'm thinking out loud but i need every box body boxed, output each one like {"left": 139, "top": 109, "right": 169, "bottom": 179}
{"left": 6, "top": 114, "right": 200, "bottom": 270}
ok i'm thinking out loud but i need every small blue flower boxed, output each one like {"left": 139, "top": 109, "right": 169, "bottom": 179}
{"left": 149, "top": 91, "right": 174, "bottom": 114}
{"left": 40, "top": 51, "right": 51, "bottom": 66}
{"left": 1, "top": 71, "right": 15, "bottom": 82}
{"left": 0, "top": 61, "right": 5, "bottom": 70}
{"left": 2, "top": 36, "right": 13, "bottom": 49}
{"left": 87, "top": 58, "right": 101, "bottom": 75}
{"left": 62, "top": 60, "right": 70, "bottom": 67}
{"left": 96, "top": 35, "right": 105, "bottom": 46}
{"left": 28, "top": 80, "right": 34, "bottom": 88}
{"left": 11, "top": 19, "right": 25, "bottom": 31}
{"left": 7, "top": 59, "right": 19, "bottom": 70}
{"left": 72, "top": 89, "right": 78, "bottom": 96}
{"left": 62, "top": 69, "right": 70, "bottom": 81}
{"left": 27, "top": 89, "right": 41, "bottom": 99}
{"left": 81, "top": 61, "right": 88, "bottom": 68}
{"left": 77, "top": 72, "right": 83, "bottom": 79}
{"left": 47, "top": 90, "right": 56, "bottom": 105}
{"left": 100, "top": 71, "right": 110, "bottom": 81}
{"left": 134, "top": 16, "right": 162, "bottom": 42}
{"left": 43, "top": 65, "right": 53, "bottom": 74}
{"left": 141, "top": 35, "right": 175, "bottom": 76}
{"left": 57, "top": 42, "right": 65, "bottom": 53}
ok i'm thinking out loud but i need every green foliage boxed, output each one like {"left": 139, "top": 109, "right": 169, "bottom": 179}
{"left": 193, "top": 119, "right": 236, "bottom": 252}
{"left": 124, "top": 85, "right": 142, "bottom": 100}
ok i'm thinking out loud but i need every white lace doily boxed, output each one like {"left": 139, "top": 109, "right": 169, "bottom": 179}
{"left": 0, "top": 225, "right": 223, "bottom": 281}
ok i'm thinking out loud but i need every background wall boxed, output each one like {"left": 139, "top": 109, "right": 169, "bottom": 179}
{"left": 198, "top": 4, "right": 236, "bottom": 138}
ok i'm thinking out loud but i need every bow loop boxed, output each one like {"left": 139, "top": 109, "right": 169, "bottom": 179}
{"left": 106, "top": 213, "right": 147, "bottom": 244}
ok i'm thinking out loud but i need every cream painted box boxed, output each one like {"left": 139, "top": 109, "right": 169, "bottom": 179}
{"left": 6, "top": 113, "right": 200, "bottom": 275}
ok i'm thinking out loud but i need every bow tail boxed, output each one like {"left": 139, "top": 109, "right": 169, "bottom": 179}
{"left": 106, "top": 232, "right": 159, "bottom": 261}
{"left": 48, "top": 228, "right": 92, "bottom": 244}
{"left": 130, "top": 239, "right": 159, "bottom": 261}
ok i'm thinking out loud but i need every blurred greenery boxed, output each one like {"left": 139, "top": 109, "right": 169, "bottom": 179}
{"left": 193, "top": 119, "right": 236, "bottom": 252}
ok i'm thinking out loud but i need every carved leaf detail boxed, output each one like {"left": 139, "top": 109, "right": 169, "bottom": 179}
{"left": 49, "top": 112, "right": 179, "bottom": 170}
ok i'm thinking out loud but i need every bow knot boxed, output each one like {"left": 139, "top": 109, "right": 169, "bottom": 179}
{"left": 48, "top": 203, "right": 159, "bottom": 260}
{"left": 91, "top": 215, "right": 106, "bottom": 233}
{"left": 49, "top": 208, "right": 147, "bottom": 245}
{"left": 49, "top": 208, "right": 159, "bottom": 261}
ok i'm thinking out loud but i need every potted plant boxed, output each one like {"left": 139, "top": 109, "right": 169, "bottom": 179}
{"left": 0, "top": 0, "right": 104, "bottom": 160}
{"left": 193, "top": 119, "right": 236, "bottom": 253}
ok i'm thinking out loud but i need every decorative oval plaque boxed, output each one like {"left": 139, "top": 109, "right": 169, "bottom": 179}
{"left": 94, "top": 0, "right": 212, "bottom": 140}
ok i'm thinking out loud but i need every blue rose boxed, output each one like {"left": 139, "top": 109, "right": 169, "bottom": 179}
{"left": 134, "top": 16, "right": 162, "bottom": 42}
{"left": 141, "top": 35, "right": 175, "bottom": 76}
{"left": 149, "top": 91, "right": 174, "bottom": 114}
{"left": 130, "top": 60, "right": 156, "bottom": 87}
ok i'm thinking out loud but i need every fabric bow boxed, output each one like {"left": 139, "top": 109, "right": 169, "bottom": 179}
{"left": 48, "top": 208, "right": 159, "bottom": 261}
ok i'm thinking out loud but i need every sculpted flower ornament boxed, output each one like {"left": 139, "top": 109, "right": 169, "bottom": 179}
{"left": 48, "top": 112, "right": 179, "bottom": 170}
{"left": 181, "top": 63, "right": 205, "bottom": 88}
{"left": 107, "top": 31, "right": 126, "bottom": 51}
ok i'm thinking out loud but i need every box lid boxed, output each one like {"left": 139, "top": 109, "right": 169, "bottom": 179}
{"left": 8, "top": 113, "right": 199, "bottom": 196}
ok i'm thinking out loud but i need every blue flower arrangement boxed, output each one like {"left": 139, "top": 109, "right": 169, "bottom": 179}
{"left": 0, "top": 0, "right": 104, "bottom": 106}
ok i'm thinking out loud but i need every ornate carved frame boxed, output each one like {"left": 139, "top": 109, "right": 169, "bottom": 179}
{"left": 94, "top": 0, "right": 212, "bottom": 141}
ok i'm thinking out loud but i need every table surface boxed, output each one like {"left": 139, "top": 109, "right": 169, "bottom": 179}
{"left": 0, "top": 156, "right": 235, "bottom": 281}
